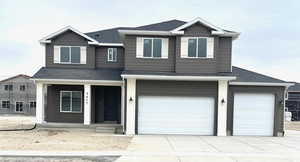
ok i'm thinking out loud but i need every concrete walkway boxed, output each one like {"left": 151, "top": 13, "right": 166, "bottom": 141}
{"left": 116, "top": 131, "right": 300, "bottom": 162}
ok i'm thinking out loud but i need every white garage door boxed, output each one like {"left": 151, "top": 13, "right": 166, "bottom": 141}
{"left": 233, "top": 93, "right": 275, "bottom": 136}
{"left": 138, "top": 96, "right": 215, "bottom": 135}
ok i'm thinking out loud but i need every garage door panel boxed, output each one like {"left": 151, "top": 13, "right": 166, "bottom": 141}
{"left": 233, "top": 93, "right": 275, "bottom": 136}
{"left": 138, "top": 96, "right": 215, "bottom": 135}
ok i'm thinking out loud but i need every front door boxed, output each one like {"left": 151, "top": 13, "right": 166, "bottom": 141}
{"left": 104, "top": 87, "right": 121, "bottom": 122}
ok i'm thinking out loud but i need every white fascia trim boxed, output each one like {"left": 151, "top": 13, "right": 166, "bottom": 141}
{"left": 39, "top": 26, "right": 98, "bottom": 44}
{"left": 88, "top": 42, "right": 124, "bottom": 47}
{"left": 118, "top": 30, "right": 182, "bottom": 36}
{"left": 31, "top": 78, "right": 123, "bottom": 86}
{"left": 229, "top": 82, "right": 294, "bottom": 87}
{"left": 121, "top": 74, "right": 236, "bottom": 81}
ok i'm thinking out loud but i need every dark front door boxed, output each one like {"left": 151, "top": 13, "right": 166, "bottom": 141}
{"left": 94, "top": 86, "right": 121, "bottom": 123}
{"left": 104, "top": 87, "right": 121, "bottom": 122}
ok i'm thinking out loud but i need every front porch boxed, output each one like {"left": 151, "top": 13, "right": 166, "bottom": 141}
{"left": 35, "top": 80, "right": 125, "bottom": 133}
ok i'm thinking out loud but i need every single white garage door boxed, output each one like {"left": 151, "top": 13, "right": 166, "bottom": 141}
{"left": 138, "top": 96, "right": 215, "bottom": 135}
{"left": 233, "top": 93, "right": 275, "bottom": 136}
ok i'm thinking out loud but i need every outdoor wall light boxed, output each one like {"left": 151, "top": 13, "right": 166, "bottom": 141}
{"left": 221, "top": 99, "right": 225, "bottom": 104}
{"left": 129, "top": 97, "right": 133, "bottom": 102}
{"left": 279, "top": 100, "right": 284, "bottom": 105}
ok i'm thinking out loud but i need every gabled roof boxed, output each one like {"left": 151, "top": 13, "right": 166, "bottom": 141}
{"left": 0, "top": 74, "right": 31, "bottom": 83}
{"left": 39, "top": 26, "right": 99, "bottom": 44}
{"left": 134, "top": 20, "right": 186, "bottom": 31}
{"left": 85, "top": 27, "right": 133, "bottom": 44}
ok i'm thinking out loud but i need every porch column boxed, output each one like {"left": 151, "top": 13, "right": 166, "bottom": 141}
{"left": 217, "top": 80, "right": 228, "bottom": 136}
{"left": 121, "top": 83, "right": 125, "bottom": 130}
{"left": 36, "top": 83, "right": 45, "bottom": 124}
{"left": 84, "top": 84, "right": 92, "bottom": 125}
{"left": 126, "top": 78, "right": 136, "bottom": 135}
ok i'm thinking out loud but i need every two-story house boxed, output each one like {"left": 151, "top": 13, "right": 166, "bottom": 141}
{"left": 32, "top": 17, "right": 292, "bottom": 136}
{"left": 0, "top": 74, "right": 36, "bottom": 115}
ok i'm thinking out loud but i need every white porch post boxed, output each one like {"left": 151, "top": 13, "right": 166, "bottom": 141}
{"left": 36, "top": 83, "right": 45, "bottom": 124}
{"left": 126, "top": 78, "right": 136, "bottom": 135}
{"left": 84, "top": 84, "right": 91, "bottom": 125}
{"left": 217, "top": 80, "right": 228, "bottom": 136}
{"left": 121, "top": 82, "right": 125, "bottom": 131}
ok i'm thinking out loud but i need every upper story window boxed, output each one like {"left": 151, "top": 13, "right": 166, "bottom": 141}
{"left": 30, "top": 101, "right": 36, "bottom": 108}
{"left": 60, "top": 91, "right": 82, "bottom": 113}
{"left": 181, "top": 37, "right": 214, "bottom": 59}
{"left": 1, "top": 101, "right": 10, "bottom": 109}
{"left": 53, "top": 46, "right": 86, "bottom": 64}
{"left": 136, "top": 37, "right": 168, "bottom": 59}
{"left": 107, "top": 48, "right": 117, "bottom": 62}
{"left": 4, "top": 85, "right": 13, "bottom": 91}
{"left": 20, "top": 85, "right": 26, "bottom": 91}
{"left": 60, "top": 46, "right": 81, "bottom": 63}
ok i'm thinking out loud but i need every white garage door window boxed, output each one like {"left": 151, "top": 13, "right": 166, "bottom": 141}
{"left": 138, "top": 96, "right": 215, "bottom": 135}
{"left": 233, "top": 93, "right": 275, "bottom": 136}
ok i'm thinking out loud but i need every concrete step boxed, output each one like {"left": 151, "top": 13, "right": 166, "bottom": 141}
{"left": 95, "top": 126, "right": 116, "bottom": 133}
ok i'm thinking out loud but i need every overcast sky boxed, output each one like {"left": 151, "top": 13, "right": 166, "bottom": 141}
{"left": 0, "top": 0, "right": 299, "bottom": 82}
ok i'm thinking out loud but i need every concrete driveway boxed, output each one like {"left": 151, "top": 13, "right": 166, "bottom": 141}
{"left": 116, "top": 131, "right": 300, "bottom": 162}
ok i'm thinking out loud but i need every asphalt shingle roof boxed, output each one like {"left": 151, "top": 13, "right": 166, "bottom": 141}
{"left": 288, "top": 82, "right": 300, "bottom": 91}
{"left": 232, "top": 66, "right": 287, "bottom": 83}
{"left": 134, "top": 20, "right": 187, "bottom": 31}
{"left": 32, "top": 67, "right": 122, "bottom": 81}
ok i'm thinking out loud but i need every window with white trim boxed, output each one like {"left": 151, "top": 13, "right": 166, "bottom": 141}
{"left": 20, "top": 85, "right": 26, "bottom": 91}
{"left": 15, "top": 102, "right": 23, "bottom": 112}
{"left": 143, "top": 38, "right": 162, "bottom": 58}
{"left": 188, "top": 38, "right": 207, "bottom": 58}
{"left": 107, "top": 48, "right": 117, "bottom": 62}
{"left": 1, "top": 101, "right": 10, "bottom": 109}
{"left": 60, "top": 91, "right": 82, "bottom": 113}
{"left": 4, "top": 85, "right": 13, "bottom": 91}
{"left": 60, "top": 46, "right": 81, "bottom": 63}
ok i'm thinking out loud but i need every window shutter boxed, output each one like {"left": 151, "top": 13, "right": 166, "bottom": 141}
{"left": 180, "top": 37, "right": 188, "bottom": 58}
{"left": 136, "top": 37, "right": 143, "bottom": 58}
{"left": 53, "top": 46, "right": 60, "bottom": 63}
{"left": 80, "top": 46, "right": 87, "bottom": 64}
{"left": 207, "top": 37, "right": 214, "bottom": 58}
{"left": 161, "top": 38, "right": 169, "bottom": 58}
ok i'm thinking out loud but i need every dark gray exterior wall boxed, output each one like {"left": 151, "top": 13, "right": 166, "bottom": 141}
{"left": 124, "top": 36, "right": 176, "bottom": 72}
{"left": 95, "top": 47, "right": 124, "bottom": 69}
{"left": 227, "top": 85, "right": 285, "bottom": 136}
{"left": 45, "top": 85, "right": 84, "bottom": 123}
{"left": 135, "top": 80, "right": 218, "bottom": 135}
{"left": 175, "top": 23, "right": 232, "bottom": 74}
{"left": 45, "top": 30, "right": 96, "bottom": 69}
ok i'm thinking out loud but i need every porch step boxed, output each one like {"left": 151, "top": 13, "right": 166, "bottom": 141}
{"left": 95, "top": 126, "right": 116, "bottom": 133}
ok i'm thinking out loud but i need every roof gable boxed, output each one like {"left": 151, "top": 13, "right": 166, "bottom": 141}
{"left": 0, "top": 74, "right": 31, "bottom": 83}
{"left": 135, "top": 20, "right": 186, "bottom": 31}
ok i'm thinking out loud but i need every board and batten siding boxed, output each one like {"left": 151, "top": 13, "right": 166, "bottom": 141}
{"left": 95, "top": 47, "right": 124, "bottom": 69}
{"left": 45, "top": 30, "right": 95, "bottom": 69}
{"left": 136, "top": 80, "right": 218, "bottom": 135}
{"left": 46, "top": 85, "right": 84, "bottom": 123}
{"left": 227, "top": 85, "right": 285, "bottom": 136}
{"left": 124, "top": 35, "right": 176, "bottom": 72}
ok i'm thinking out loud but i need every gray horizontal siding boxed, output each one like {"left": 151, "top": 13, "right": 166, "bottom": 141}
{"left": 227, "top": 85, "right": 285, "bottom": 136}
{"left": 45, "top": 30, "right": 95, "bottom": 69}
{"left": 217, "top": 37, "right": 232, "bottom": 72}
{"left": 46, "top": 85, "right": 84, "bottom": 123}
{"left": 124, "top": 36, "right": 176, "bottom": 72}
{"left": 95, "top": 47, "right": 124, "bottom": 69}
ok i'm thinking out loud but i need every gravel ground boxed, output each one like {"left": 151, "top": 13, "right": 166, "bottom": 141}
{"left": 0, "top": 115, "right": 131, "bottom": 151}
{"left": 285, "top": 121, "right": 300, "bottom": 131}
{"left": 0, "top": 156, "right": 119, "bottom": 162}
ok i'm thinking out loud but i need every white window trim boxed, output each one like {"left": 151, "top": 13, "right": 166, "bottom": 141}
{"left": 1, "top": 100, "right": 10, "bottom": 109}
{"left": 142, "top": 38, "right": 164, "bottom": 59}
{"left": 187, "top": 37, "right": 210, "bottom": 59}
{"left": 15, "top": 101, "right": 24, "bottom": 112}
{"left": 60, "top": 91, "right": 82, "bottom": 113}
{"left": 20, "top": 85, "right": 26, "bottom": 91}
{"left": 59, "top": 46, "right": 82, "bottom": 64}
{"left": 107, "top": 48, "right": 117, "bottom": 62}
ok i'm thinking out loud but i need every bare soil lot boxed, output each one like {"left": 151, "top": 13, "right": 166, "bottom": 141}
{"left": 285, "top": 121, "right": 300, "bottom": 131}
{"left": 0, "top": 115, "right": 131, "bottom": 151}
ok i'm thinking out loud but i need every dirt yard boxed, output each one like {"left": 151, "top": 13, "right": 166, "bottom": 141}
{"left": 285, "top": 121, "right": 300, "bottom": 131}
{"left": 0, "top": 115, "right": 132, "bottom": 151}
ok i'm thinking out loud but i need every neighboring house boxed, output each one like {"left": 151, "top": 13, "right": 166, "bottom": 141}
{"left": 0, "top": 74, "right": 36, "bottom": 115}
{"left": 286, "top": 82, "right": 300, "bottom": 121}
{"left": 32, "top": 17, "right": 293, "bottom": 136}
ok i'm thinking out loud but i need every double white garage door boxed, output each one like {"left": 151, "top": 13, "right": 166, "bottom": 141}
{"left": 138, "top": 93, "right": 275, "bottom": 136}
